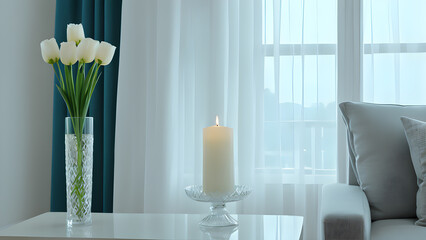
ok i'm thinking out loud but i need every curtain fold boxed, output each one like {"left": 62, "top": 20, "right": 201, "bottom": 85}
{"left": 50, "top": 0, "right": 122, "bottom": 213}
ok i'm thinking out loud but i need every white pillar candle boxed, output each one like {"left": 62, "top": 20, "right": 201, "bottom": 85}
{"left": 203, "top": 116, "right": 234, "bottom": 194}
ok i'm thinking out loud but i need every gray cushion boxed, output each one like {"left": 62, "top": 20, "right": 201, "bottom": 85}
{"left": 401, "top": 117, "right": 426, "bottom": 226}
{"left": 339, "top": 102, "right": 426, "bottom": 220}
{"left": 371, "top": 219, "right": 426, "bottom": 240}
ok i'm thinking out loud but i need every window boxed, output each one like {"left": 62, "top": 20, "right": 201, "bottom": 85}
{"left": 363, "top": 0, "right": 426, "bottom": 104}
{"left": 261, "top": 0, "right": 337, "bottom": 182}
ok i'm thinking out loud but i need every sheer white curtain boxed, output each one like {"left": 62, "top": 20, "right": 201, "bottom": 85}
{"left": 114, "top": 0, "right": 337, "bottom": 239}
{"left": 262, "top": 0, "right": 337, "bottom": 182}
{"left": 261, "top": 0, "right": 337, "bottom": 238}
{"left": 363, "top": 0, "right": 426, "bottom": 104}
{"left": 115, "top": 0, "right": 264, "bottom": 214}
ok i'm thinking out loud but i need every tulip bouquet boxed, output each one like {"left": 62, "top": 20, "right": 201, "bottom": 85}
{"left": 41, "top": 23, "right": 115, "bottom": 118}
{"left": 41, "top": 23, "right": 115, "bottom": 222}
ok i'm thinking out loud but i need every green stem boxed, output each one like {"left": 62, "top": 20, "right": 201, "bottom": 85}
{"left": 52, "top": 65, "right": 63, "bottom": 90}
{"left": 55, "top": 62, "right": 65, "bottom": 90}
{"left": 70, "top": 117, "right": 86, "bottom": 220}
{"left": 55, "top": 61, "right": 101, "bottom": 221}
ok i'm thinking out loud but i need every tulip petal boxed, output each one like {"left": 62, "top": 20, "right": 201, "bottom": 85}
{"left": 95, "top": 41, "right": 116, "bottom": 66}
{"left": 41, "top": 38, "right": 60, "bottom": 64}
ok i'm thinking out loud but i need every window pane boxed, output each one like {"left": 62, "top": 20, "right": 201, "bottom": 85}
{"left": 364, "top": 0, "right": 426, "bottom": 44}
{"left": 264, "top": 57, "right": 277, "bottom": 121}
{"left": 363, "top": 54, "right": 397, "bottom": 103}
{"left": 363, "top": 0, "right": 426, "bottom": 104}
{"left": 364, "top": 52, "right": 426, "bottom": 104}
{"left": 262, "top": 0, "right": 337, "bottom": 179}
{"left": 399, "top": 53, "right": 426, "bottom": 104}
{"left": 264, "top": 121, "right": 280, "bottom": 168}
{"left": 264, "top": 0, "right": 337, "bottom": 44}
{"left": 263, "top": 0, "right": 274, "bottom": 44}
{"left": 281, "top": 122, "right": 295, "bottom": 168}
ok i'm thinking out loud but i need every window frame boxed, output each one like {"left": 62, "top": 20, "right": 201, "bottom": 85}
{"left": 260, "top": 0, "right": 426, "bottom": 183}
{"left": 258, "top": 0, "right": 365, "bottom": 184}
{"left": 259, "top": 0, "right": 340, "bottom": 182}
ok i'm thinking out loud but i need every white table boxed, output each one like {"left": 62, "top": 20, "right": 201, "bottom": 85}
{"left": 0, "top": 212, "right": 303, "bottom": 240}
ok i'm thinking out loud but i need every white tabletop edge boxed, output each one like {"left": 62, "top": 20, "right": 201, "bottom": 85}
{"left": 0, "top": 212, "right": 304, "bottom": 240}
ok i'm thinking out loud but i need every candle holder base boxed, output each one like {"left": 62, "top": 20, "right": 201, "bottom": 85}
{"left": 199, "top": 225, "right": 238, "bottom": 240}
{"left": 185, "top": 185, "right": 251, "bottom": 227}
{"left": 200, "top": 203, "right": 237, "bottom": 227}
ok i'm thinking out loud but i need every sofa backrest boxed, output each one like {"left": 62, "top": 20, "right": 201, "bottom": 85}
{"left": 339, "top": 102, "right": 426, "bottom": 220}
{"left": 348, "top": 157, "right": 358, "bottom": 186}
{"left": 345, "top": 125, "right": 359, "bottom": 186}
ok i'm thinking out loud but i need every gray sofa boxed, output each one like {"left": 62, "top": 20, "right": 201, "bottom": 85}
{"left": 320, "top": 102, "right": 426, "bottom": 240}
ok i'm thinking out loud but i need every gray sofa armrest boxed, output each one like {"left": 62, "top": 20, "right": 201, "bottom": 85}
{"left": 321, "top": 183, "right": 371, "bottom": 240}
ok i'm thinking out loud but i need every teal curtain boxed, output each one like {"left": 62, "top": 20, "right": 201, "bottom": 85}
{"left": 51, "top": 0, "right": 122, "bottom": 213}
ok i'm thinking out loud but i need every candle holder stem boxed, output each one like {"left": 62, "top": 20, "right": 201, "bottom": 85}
{"left": 199, "top": 202, "right": 238, "bottom": 227}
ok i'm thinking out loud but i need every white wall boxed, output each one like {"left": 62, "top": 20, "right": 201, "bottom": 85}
{"left": 0, "top": 0, "right": 55, "bottom": 228}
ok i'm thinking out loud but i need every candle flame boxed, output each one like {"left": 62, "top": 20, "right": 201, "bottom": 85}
{"left": 216, "top": 115, "right": 219, "bottom": 126}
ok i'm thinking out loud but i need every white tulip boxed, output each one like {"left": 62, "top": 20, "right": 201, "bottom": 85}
{"left": 67, "top": 23, "right": 85, "bottom": 45}
{"left": 95, "top": 42, "right": 116, "bottom": 65}
{"left": 77, "top": 38, "right": 99, "bottom": 63}
{"left": 40, "top": 38, "right": 59, "bottom": 64}
{"left": 60, "top": 42, "right": 77, "bottom": 65}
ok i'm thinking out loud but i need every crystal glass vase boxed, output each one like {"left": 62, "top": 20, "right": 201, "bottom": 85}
{"left": 65, "top": 117, "right": 94, "bottom": 227}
